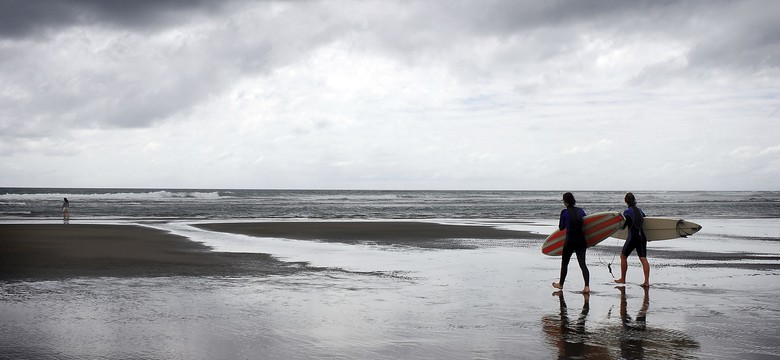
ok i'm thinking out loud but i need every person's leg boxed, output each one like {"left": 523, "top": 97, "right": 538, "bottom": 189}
{"left": 636, "top": 239, "right": 649, "bottom": 287}
{"left": 615, "top": 239, "right": 635, "bottom": 284}
{"left": 614, "top": 255, "right": 628, "bottom": 283}
{"left": 554, "top": 245, "right": 573, "bottom": 289}
{"left": 639, "top": 257, "right": 650, "bottom": 287}
{"left": 575, "top": 246, "right": 590, "bottom": 293}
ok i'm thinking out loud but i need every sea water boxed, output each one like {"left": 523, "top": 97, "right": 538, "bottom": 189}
{"left": 1, "top": 189, "right": 779, "bottom": 359}
{"left": 2, "top": 188, "right": 780, "bottom": 221}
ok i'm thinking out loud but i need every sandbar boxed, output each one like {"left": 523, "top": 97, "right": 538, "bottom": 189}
{"left": 195, "top": 221, "right": 542, "bottom": 249}
{"left": 0, "top": 224, "right": 304, "bottom": 281}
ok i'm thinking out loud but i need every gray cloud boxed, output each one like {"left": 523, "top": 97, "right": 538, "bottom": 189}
{"left": 1, "top": 1, "right": 378, "bottom": 137}
{"left": 687, "top": 3, "right": 780, "bottom": 71}
{"left": 0, "top": 0, "right": 233, "bottom": 38}
{"left": 1, "top": 0, "right": 778, "bottom": 189}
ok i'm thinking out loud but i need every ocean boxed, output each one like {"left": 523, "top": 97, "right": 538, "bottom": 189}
{"left": 1, "top": 188, "right": 779, "bottom": 359}
{"left": 3, "top": 188, "right": 780, "bottom": 221}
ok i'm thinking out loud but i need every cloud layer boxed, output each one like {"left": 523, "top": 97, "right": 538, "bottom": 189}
{"left": 1, "top": 0, "right": 778, "bottom": 190}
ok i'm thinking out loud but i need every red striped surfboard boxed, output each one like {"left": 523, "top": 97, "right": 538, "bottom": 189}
{"left": 541, "top": 211, "right": 624, "bottom": 256}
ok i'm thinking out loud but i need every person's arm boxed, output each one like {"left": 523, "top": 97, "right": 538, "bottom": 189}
{"left": 622, "top": 209, "right": 633, "bottom": 229}
{"left": 559, "top": 210, "right": 567, "bottom": 231}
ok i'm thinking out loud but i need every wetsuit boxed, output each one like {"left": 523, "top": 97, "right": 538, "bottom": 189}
{"left": 558, "top": 206, "right": 589, "bottom": 286}
{"left": 621, "top": 206, "right": 647, "bottom": 257}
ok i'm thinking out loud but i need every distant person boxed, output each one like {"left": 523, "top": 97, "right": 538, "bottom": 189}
{"left": 62, "top": 197, "right": 70, "bottom": 223}
{"left": 614, "top": 192, "right": 650, "bottom": 287}
{"left": 553, "top": 192, "right": 590, "bottom": 293}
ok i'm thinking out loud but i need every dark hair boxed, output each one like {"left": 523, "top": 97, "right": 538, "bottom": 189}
{"left": 624, "top": 192, "right": 637, "bottom": 207}
{"left": 563, "top": 192, "right": 576, "bottom": 206}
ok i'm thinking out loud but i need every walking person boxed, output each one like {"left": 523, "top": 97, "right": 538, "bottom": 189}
{"left": 552, "top": 192, "right": 590, "bottom": 293}
{"left": 614, "top": 192, "right": 650, "bottom": 287}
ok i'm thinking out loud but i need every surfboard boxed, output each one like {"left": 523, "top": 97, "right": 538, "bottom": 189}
{"left": 541, "top": 211, "right": 624, "bottom": 256}
{"left": 611, "top": 217, "right": 702, "bottom": 241}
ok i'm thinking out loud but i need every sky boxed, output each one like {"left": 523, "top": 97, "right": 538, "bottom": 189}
{"left": 1, "top": 0, "right": 779, "bottom": 191}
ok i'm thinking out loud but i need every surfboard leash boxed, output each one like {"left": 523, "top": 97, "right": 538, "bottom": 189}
{"left": 596, "top": 251, "right": 616, "bottom": 278}
{"left": 592, "top": 235, "right": 616, "bottom": 278}
{"left": 606, "top": 237, "right": 620, "bottom": 279}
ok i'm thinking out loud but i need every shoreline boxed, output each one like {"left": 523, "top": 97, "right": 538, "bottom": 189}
{"left": 2, "top": 221, "right": 777, "bottom": 281}
{"left": 0, "top": 222, "right": 542, "bottom": 281}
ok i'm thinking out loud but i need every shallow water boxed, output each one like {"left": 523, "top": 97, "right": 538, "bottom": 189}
{"left": 2, "top": 270, "right": 777, "bottom": 359}
{"left": 2, "top": 219, "right": 779, "bottom": 359}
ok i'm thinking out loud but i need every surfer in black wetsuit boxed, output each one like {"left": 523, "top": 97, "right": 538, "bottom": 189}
{"left": 614, "top": 192, "right": 650, "bottom": 287}
{"left": 553, "top": 192, "right": 590, "bottom": 293}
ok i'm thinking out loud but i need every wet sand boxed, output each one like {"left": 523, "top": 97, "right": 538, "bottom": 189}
{"left": 2, "top": 222, "right": 774, "bottom": 281}
{"left": 0, "top": 224, "right": 304, "bottom": 280}
{"left": 1, "top": 222, "right": 778, "bottom": 359}
{"left": 0, "top": 222, "right": 540, "bottom": 280}
{"left": 196, "top": 221, "right": 543, "bottom": 249}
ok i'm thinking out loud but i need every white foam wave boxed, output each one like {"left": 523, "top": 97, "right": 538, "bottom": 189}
{"left": 0, "top": 191, "right": 223, "bottom": 201}
{"left": 298, "top": 194, "right": 402, "bottom": 201}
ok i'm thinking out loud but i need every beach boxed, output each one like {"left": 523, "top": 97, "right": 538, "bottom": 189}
{"left": 0, "top": 224, "right": 305, "bottom": 280}
{"left": 195, "top": 221, "right": 538, "bottom": 248}
{"left": 1, "top": 220, "right": 779, "bottom": 359}
{"left": 0, "top": 222, "right": 540, "bottom": 280}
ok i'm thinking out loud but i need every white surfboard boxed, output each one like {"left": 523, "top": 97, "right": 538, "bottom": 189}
{"left": 611, "top": 217, "right": 701, "bottom": 241}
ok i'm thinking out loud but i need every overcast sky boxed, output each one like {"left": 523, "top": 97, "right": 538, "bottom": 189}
{"left": 1, "top": 0, "right": 778, "bottom": 190}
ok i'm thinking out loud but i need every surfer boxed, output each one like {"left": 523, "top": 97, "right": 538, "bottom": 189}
{"left": 614, "top": 192, "right": 650, "bottom": 287}
{"left": 552, "top": 192, "right": 590, "bottom": 293}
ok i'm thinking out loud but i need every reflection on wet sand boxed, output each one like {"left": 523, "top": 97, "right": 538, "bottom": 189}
{"left": 543, "top": 288, "right": 700, "bottom": 359}
{"left": 616, "top": 286, "right": 649, "bottom": 358}
{"left": 542, "top": 291, "right": 611, "bottom": 359}
{"left": 606, "top": 286, "right": 700, "bottom": 359}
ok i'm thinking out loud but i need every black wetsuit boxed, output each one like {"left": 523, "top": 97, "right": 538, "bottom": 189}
{"left": 621, "top": 206, "right": 647, "bottom": 258}
{"left": 558, "top": 206, "right": 589, "bottom": 286}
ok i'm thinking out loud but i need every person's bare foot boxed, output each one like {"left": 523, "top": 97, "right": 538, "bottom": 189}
{"left": 581, "top": 286, "right": 590, "bottom": 293}
{"left": 640, "top": 283, "right": 650, "bottom": 288}
{"left": 552, "top": 282, "right": 563, "bottom": 289}
{"left": 614, "top": 278, "right": 626, "bottom": 284}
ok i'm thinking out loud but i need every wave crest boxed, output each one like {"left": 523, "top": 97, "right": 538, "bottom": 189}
{"left": 0, "top": 191, "right": 224, "bottom": 201}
